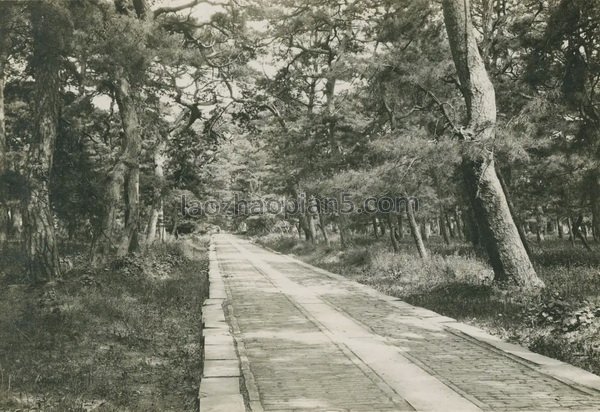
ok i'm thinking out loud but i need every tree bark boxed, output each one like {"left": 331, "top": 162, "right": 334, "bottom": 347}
{"left": 573, "top": 215, "right": 592, "bottom": 251}
{"left": 372, "top": 216, "right": 379, "bottom": 239}
{"left": 443, "top": 0, "right": 543, "bottom": 290}
{"left": 567, "top": 216, "right": 575, "bottom": 246}
{"left": 453, "top": 207, "right": 464, "bottom": 240}
{"left": 557, "top": 217, "right": 564, "bottom": 239}
{"left": 22, "top": 2, "right": 64, "bottom": 281}
{"left": 396, "top": 214, "right": 404, "bottom": 240}
{"left": 146, "top": 139, "right": 166, "bottom": 245}
{"left": 318, "top": 212, "right": 330, "bottom": 246}
{"left": 406, "top": 200, "right": 428, "bottom": 259}
{"left": 535, "top": 206, "right": 546, "bottom": 243}
{"left": 446, "top": 214, "right": 456, "bottom": 238}
{"left": 115, "top": 76, "right": 141, "bottom": 255}
{"left": 119, "top": 165, "right": 140, "bottom": 254}
{"left": 0, "top": 0, "right": 15, "bottom": 248}
{"left": 92, "top": 74, "right": 142, "bottom": 264}
{"left": 423, "top": 221, "right": 431, "bottom": 241}
{"left": 379, "top": 217, "right": 386, "bottom": 236}
{"left": 590, "top": 172, "right": 600, "bottom": 242}
{"left": 497, "top": 169, "right": 533, "bottom": 257}
{"left": 308, "top": 213, "right": 317, "bottom": 244}
{"left": 0, "top": 58, "right": 7, "bottom": 247}
{"left": 387, "top": 214, "right": 400, "bottom": 253}
{"left": 439, "top": 210, "right": 450, "bottom": 245}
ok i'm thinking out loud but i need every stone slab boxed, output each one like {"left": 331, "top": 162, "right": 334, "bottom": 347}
{"left": 200, "top": 394, "right": 245, "bottom": 412}
{"left": 204, "top": 342, "right": 238, "bottom": 360}
{"left": 199, "top": 377, "right": 240, "bottom": 398}
{"left": 203, "top": 360, "right": 241, "bottom": 378}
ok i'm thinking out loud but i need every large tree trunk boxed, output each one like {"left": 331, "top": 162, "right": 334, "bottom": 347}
{"left": 406, "top": 200, "right": 428, "bottom": 259}
{"left": 442, "top": 0, "right": 543, "bottom": 290}
{"left": 91, "top": 162, "right": 127, "bottom": 265}
{"left": 91, "top": 75, "right": 141, "bottom": 264}
{"left": 22, "top": 2, "right": 64, "bottom": 282}
{"left": 119, "top": 166, "right": 139, "bottom": 254}
{"left": 115, "top": 76, "right": 141, "bottom": 255}
{"left": 497, "top": 169, "right": 533, "bottom": 257}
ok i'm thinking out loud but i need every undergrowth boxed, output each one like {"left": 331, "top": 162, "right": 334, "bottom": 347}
{"left": 0, "top": 237, "right": 209, "bottom": 411}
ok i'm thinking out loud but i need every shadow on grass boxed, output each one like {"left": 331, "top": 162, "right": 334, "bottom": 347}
{"left": 403, "top": 283, "right": 525, "bottom": 326}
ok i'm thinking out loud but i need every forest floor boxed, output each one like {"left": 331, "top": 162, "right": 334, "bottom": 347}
{"left": 254, "top": 233, "right": 600, "bottom": 376}
{"left": 0, "top": 237, "right": 209, "bottom": 412}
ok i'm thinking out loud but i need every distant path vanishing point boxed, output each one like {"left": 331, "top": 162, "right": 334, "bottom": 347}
{"left": 200, "top": 234, "right": 600, "bottom": 412}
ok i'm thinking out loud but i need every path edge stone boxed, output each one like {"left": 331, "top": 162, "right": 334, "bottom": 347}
{"left": 252, "top": 238, "right": 600, "bottom": 395}
{"left": 199, "top": 237, "right": 246, "bottom": 412}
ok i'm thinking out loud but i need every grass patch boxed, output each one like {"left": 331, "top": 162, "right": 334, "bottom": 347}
{"left": 0, "top": 237, "right": 209, "bottom": 411}
{"left": 254, "top": 232, "right": 600, "bottom": 375}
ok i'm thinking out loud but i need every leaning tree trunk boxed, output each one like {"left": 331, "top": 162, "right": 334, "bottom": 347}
{"left": 497, "top": 169, "right": 533, "bottom": 257}
{"left": 406, "top": 199, "right": 428, "bottom": 259}
{"left": 22, "top": 2, "right": 64, "bottom": 281}
{"left": 442, "top": 0, "right": 543, "bottom": 290}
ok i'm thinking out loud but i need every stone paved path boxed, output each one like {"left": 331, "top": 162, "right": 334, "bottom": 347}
{"left": 211, "top": 234, "right": 600, "bottom": 411}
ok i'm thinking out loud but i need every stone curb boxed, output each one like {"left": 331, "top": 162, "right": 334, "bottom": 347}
{"left": 252, "top": 239, "right": 600, "bottom": 396}
{"left": 199, "top": 239, "right": 245, "bottom": 412}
